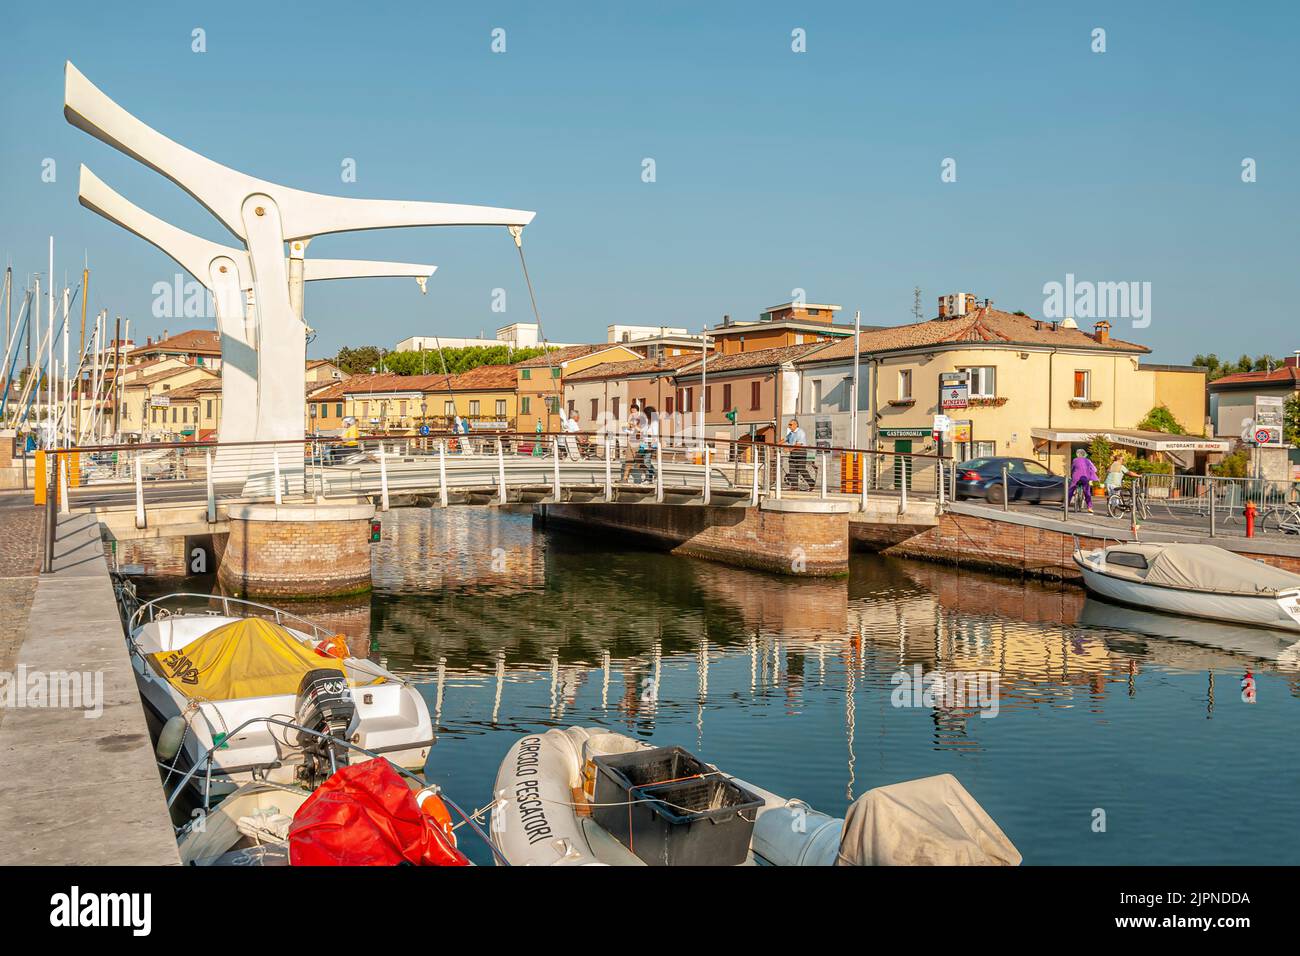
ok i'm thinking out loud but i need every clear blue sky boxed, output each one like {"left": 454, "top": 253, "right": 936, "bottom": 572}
{"left": 1, "top": 0, "right": 1295, "bottom": 363}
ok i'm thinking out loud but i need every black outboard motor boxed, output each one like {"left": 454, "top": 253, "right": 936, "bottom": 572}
{"left": 294, "top": 668, "right": 358, "bottom": 787}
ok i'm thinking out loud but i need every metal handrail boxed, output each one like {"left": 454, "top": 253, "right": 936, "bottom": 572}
{"left": 168, "top": 714, "right": 509, "bottom": 866}
{"left": 128, "top": 593, "right": 337, "bottom": 642}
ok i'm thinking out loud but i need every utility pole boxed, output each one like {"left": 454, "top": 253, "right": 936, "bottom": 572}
{"left": 47, "top": 237, "right": 54, "bottom": 448}
{"left": 699, "top": 329, "right": 711, "bottom": 452}
{"left": 850, "top": 309, "right": 861, "bottom": 449}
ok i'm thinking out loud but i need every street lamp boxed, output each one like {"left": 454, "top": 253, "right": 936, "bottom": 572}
{"left": 698, "top": 330, "right": 713, "bottom": 453}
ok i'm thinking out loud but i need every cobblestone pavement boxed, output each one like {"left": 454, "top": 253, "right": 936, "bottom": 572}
{"left": 0, "top": 494, "right": 45, "bottom": 729}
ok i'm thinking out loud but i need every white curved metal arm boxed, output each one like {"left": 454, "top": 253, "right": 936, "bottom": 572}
{"left": 65, "top": 61, "right": 536, "bottom": 242}
{"left": 80, "top": 166, "right": 437, "bottom": 290}
{"left": 303, "top": 260, "right": 435, "bottom": 282}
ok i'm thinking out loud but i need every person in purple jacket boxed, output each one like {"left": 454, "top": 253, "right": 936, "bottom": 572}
{"left": 1069, "top": 449, "right": 1099, "bottom": 512}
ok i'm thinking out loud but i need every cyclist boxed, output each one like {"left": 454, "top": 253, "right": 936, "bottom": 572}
{"left": 1104, "top": 452, "right": 1138, "bottom": 496}
{"left": 1069, "top": 449, "right": 1098, "bottom": 513}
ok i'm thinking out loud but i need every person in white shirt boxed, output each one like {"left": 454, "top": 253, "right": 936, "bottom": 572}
{"left": 563, "top": 409, "right": 582, "bottom": 459}
{"left": 640, "top": 405, "right": 660, "bottom": 482}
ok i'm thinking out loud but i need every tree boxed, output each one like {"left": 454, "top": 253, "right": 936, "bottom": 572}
{"left": 1191, "top": 353, "right": 1282, "bottom": 381}
{"left": 1136, "top": 404, "right": 1186, "bottom": 435}
{"left": 384, "top": 343, "right": 548, "bottom": 374}
{"left": 335, "top": 345, "right": 384, "bottom": 375}
{"left": 1285, "top": 393, "right": 1300, "bottom": 447}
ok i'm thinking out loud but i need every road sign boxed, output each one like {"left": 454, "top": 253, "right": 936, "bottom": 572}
{"left": 724, "top": 408, "right": 737, "bottom": 423}
{"left": 1254, "top": 426, "right": 1282, "bottom": 446}
{"left": 1255, "top": 395, "right": 1284, "bottom": 428}
{"left": 941, "top": 384, "right": 968, "bottom": 409}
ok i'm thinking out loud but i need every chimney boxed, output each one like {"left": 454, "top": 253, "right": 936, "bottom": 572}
{"left": 1093, "top": 321, "right": 1111, "bottom": 345}
{"left": 937, "top": 296, "right": 947, "bottom": 319}
{"left": 722, "top": 314, "right": 732, "bottom": 327}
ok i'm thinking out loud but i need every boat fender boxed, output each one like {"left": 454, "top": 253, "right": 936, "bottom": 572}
{"left": 751, "top": 804, "right": 843, "bottom": 867}
{"left": 157, "top": 715, "right": 188, "bottom": 762}
{"left": 315, "top": 634, "right": 350, "bottom": 659}
{"left": 415, "top": 787, "right": 458, "bottom": 848}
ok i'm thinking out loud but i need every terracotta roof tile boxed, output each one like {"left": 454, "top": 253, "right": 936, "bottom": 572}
{"left": 128, "top": 329, "right": 221, "bottom": 356}
{"left": 1209, "top": 366, "right": 1300, "bottom": 389}
{"left": 565, "top": 354, "right": 700, "bottom": 382}
{"left": 802, "top": 307, "right": 1150, "bottom": 363}
{"left": 514, "top": 344, "right": 631, "bottom": 367}
{"left": 677, "top": 342, "right": 829, "bottom": 376}
{"left": 448, "top": 364, "right": 518, "bottom": 390}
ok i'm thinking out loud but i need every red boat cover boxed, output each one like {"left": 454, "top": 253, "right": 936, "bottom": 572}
{"left": 288, "top": 759, "right": 470, "bottom": 866}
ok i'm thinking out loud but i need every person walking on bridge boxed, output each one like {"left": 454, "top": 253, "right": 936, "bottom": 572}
{"left": 1070, "top": 448, "right": 1098, "bottom": 513}
{"left": 785, "top": 417, "right": 811, "bottom": 490}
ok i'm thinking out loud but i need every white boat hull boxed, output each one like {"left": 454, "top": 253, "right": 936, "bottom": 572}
{"left": 130, "top": 614, "right": 433, "bottom": 795}
{"left": 489, "top": 727, "right": 816, "bottom": 867}
{"left": 1076, "top": 559, "right": 1300, "bottom": 633}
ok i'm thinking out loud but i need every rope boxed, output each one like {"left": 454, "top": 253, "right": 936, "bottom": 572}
{"left": 511, "top": 229, "right": 563, "bottom": 425}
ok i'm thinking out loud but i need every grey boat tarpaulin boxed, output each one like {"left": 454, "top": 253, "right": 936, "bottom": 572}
{"left": 835, "top": 773, "right": 1021, "bottom": 866}
{"left": 1138, "top": 544, "right": 1300, "bottom": 596}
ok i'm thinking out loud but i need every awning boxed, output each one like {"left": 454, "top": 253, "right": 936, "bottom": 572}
{"left": 1031, "top": 427, "right": 1230, "bottom": 453}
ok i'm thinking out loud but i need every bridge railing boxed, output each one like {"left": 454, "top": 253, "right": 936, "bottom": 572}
{"left": 36, "top": 433, "right": 953, "bottom": 547}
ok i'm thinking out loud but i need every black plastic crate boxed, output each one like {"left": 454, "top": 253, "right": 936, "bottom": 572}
{"left": 592, "top": 747, "right": 763, "bottom": 866}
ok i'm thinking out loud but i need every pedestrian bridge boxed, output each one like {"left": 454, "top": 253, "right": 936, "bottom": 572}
{"left": 53, "top": 434, "right": 942, "bottom": 524}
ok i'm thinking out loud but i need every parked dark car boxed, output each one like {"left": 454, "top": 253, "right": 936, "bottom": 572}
{"left": 952, "top": 457, "right": 1065, "bottom": 504}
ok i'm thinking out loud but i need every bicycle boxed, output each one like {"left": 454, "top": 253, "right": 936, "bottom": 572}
{"left": 1106, "top": 482, "right": 1149, "bottom": 521}
{"left": 1259, "top": 502, "right": 1300, "bottom": 535}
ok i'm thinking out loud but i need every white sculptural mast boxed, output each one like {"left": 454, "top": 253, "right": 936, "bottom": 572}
{"left": 63, "top": 62, "right": 535, "bottom": 487}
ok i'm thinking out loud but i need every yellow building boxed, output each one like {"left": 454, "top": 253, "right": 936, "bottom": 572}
{"left": 799, "top": 302, "right": 1221, "bottom": 488}
{"left": 423, "top": 364, "right": 519, "bottom": 429}
{"left": 515, "top": 344, "right": 642, "bottom": 433}
{"left": 319, "top": 365, "right": 521, "bottom": 434}
{"left": 121, "top": 365, "right": 220, "bottom": 441}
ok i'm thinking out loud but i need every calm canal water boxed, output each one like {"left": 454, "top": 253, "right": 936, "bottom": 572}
{"left": 139, "top": 507, "right": 1300, "bottom": 866}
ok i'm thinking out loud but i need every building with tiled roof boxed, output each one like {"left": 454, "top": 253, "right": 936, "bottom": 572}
{"left": 128, "top": 329, "right": 222, "bottom": 369}
{"left": 1208, "top": 358, "right": 1299, "bottom": 439}
{"left": 793, "top": 296, "right": 1212, "bottom": 483}
{"left": 672, "top": 343, "right": 831, "bottom": 442}
{"left": 514, "top": 344, "right": 643, "bottom": 433}
{"left": 563, "top": 354, "right": 702, "bottom": 433}
{"left": 705, "top": 301, "right": 856, "bottom": 355}
{"left": 122, "top": 366, "right": 219, "bottom": 440}
{"left": 306, "top": 365, "right": 523, "bottom": 434}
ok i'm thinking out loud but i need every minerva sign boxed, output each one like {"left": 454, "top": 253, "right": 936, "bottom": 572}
{"left": 939, "top": 372, "right": 969, "bottom": 410}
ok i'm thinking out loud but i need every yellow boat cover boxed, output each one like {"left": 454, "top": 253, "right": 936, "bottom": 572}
{"left": 149, "top": 617, "right": 350, "bottom": 701}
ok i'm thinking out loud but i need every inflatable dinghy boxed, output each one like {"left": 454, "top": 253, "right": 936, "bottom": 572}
{"left": 490, "top": 727, "right": 1020, "bottom": 866}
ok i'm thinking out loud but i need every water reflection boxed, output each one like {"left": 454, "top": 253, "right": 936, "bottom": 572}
{"left": 134, "top": 506, "right": 1300, "bottom": 864}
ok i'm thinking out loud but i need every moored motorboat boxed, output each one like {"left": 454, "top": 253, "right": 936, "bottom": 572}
{"left": 126, "top": 594, "right": 434, "bottom": 798}
{"left": 490, "top": 726, "right": 1020, "bottom": 866}
{"left": 178, "top": 758, "right": 473, "bottom": 866}
{"left": 1073, "top": 542, "right": 1300, "bottom": 633}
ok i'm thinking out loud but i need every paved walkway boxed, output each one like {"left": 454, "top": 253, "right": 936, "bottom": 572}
{"left": 0, "top": 505, "right": 179, "bottom": 865}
